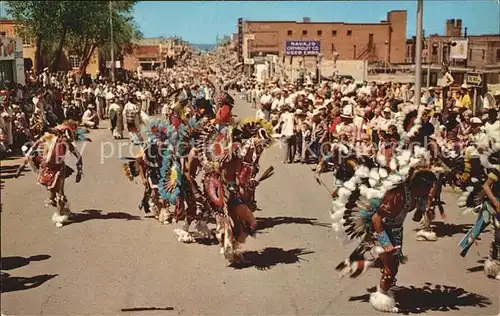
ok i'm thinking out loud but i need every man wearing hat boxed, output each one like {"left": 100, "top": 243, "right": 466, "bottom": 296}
{"left": 484, "top": 108, "right": 499, "bottom": 143}
{"left": 81, "top": 104, "right": 99, "bottom": 129}
{"left": 460, "top": 84, "right": 472, "bottom": 110}
{"left": 337, "top": 107, "right": 357, "bottom": 143}
{"left": 108, "top": 96, "right": 124, "bottom": 139}
{"left": 123, "top": 95, "right": 143, "bottom": 143}
{"left": 277, "top": 105, "right": 297, "bottom": 164}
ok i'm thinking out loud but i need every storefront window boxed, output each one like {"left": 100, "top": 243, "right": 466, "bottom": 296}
{"left": 0, "top": 60, "right": 14, "bottom": 84}
{"left": 69, "top": 55, "right": 81, "bottom": 68}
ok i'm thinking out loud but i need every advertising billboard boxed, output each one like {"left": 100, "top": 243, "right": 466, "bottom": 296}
{"left": 449, "top": 39, "right": 468, "bottom": 60}
{"left": 285, "top": 40, "right": 320, "bottom": 56}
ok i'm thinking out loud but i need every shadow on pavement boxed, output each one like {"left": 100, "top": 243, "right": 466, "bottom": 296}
{"left": 121, "top": 307, "right": 174, "bottom": 312}
{"left": 0, "top": 273, "right": 57, "bottom": 294}
{"left": 68, "top": 209, "right": 141, "bottom": 225}
{"left": 231, "top": 247, "right": 314, "bottom": 270}
{"left": 1, "top": 254, "right": 56, "bottom": 294}
{"left": 431, "top": 221, "right": 474, "bottom": 238}
{"left": 0, "top": 164, "right": 27, "bottom": 180}
{"left": 0, "top": 152, "right": 24, "bottom": 161}
{"left": 466, "top": 257, "right": 488, "bottom": 273}
{"left": 256, "top": 216, "right": 330, "bottom": 232}
{"left": 349, "top": 282, "right": 492, "bottom": 314}
{"left": 1, "top": 255, "right": 51, "bottom": 271}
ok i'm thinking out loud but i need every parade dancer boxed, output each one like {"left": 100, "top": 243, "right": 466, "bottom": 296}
{"left": 108, "top": 97, "right": 124, "bottom": 139}
{"left": 136, "top": 142, "right": 166, "bottom": 221}
{"left": 236, "top": 119, "right": 274, "bottom": 210}
{"left": 17, "top": 120, "right": 89, "bottom": 227}
{"left": 397, "top": 105, "right": 441, "bottom": 242}
{"left": 123, "top": 96, "right": 146, "bottom": 144}
{"left": 330, "top": 145, "right": 439, "bottom": 312}
{"left": 198, "top": 125, "right": 258, "bottom": 263}
{"left": 457, "top": 147, "right": 500, "bottom": 280}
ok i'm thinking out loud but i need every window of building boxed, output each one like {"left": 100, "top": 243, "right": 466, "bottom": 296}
{"left": 0, "top": 31, "right": 6, "bottom": 37}
{"left": 287, "top": 30, "right": 292, "bottom": 36}
{"left": 317, "top": 30, "right": 322, "bottom": 36}
{"left": 347, "top": 30, "right": 352, "bottom": 36}
{"left": 332, "top": 30, "right": 337, "bottom": 36}
{"left": 482, "top": 49, "right": 485, "bottom": 60}
{"left": 432, "top": 46, "right": 437, "bottom": 55}
{"left": 497, "top": 49, "right": 500, "bottom": 61}
{"left": 69, "top": 55, "right": 81, "bottom": 68}
{"left": 302, "top": 30, "right": 308, "bottom": 35}
{"left": 22, "top": 36, "right": 33, "bottom": 46}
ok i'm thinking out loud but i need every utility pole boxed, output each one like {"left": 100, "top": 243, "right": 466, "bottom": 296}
{"left": 414, "top": 0, "right": 423, "bottom": 107}
{"left": 110, "top": 1, "right": 116, "bottom": 82}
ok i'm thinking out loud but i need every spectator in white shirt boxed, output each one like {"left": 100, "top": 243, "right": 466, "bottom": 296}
{"left": 484, "top": 108, "right": 499, "bottom": 144}
{"left": 255, "top": 103, "right": 269, "bottom": 121}
{"left": 277, "top": 106, "right": 297, "bottom": 163}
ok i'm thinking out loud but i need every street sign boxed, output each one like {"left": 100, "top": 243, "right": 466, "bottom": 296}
{"left": 284, "top": 40, "right": 320, "bottom": 56}
{"left": 466, "top": 72, "right": 483, "bottom": 87}
{"left": 244, "top": 58, "right": 254, "bottom": 65}
{"left": 246, "top": 34, "right": 255, "bottom": 40}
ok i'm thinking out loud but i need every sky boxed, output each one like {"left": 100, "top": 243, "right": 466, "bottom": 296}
{"left": 133, "top": 0, "right": 500, "bottom": 44}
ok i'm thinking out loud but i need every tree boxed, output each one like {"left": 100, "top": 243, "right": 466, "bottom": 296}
{"left": 65, "top": 0, "right": 141, "bottom": 74}
{"left": 7, "top": 0, "right": 140, "bottom": 75}
{"left": 6, "top": 1, "right": 59, "bottom": 73}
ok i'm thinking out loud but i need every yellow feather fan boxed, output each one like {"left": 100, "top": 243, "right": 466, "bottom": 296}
{"left": 238, "top": 118, "right": 274, "bottom": 141}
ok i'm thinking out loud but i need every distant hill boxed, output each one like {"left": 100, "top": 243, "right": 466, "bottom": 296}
{"left": 190, "top": 43, "right": 216, "bottom": 51}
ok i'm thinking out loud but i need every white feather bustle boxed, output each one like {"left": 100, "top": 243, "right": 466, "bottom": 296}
{"left": 344, "top": 179, "right": 357, "bottom": 191}
{"left": 399, "top": 166, "right": 410, "bottom": 177}
{"left": 368, "top": 178, "right": 377, "bottom": 188}
{"left": 332, "top": 222, "right": 341, "bottom": 232}
{"left": 379, "top": 168, "right": 388, "bottom": 179}
{"left": 355, "top": 166, "right": 370, "bottom": 178}
{"left": 333, "top": 199, "right": 346, "bottom": 209}
{"left": 369, "top": 168, "right": 380, "bottom": 181}
{"left": 479, "top": 154, "right": 493, "bottom": 169}
{"left": 359, "top": 184, "right": 369, "bottom": 195}
{"left": 376, "top": 155, "right": 387, "bottom": 167}
{"left": 389, "top": 158, "right": 397, "bottom": 171}
{"left": 381, "top": 180, "right": 395, "bottom": 190}
{"left": 338, "top": 187, "right": 352, "bottom": 199}
{"left": 388, "top": 174, "right": 403, "bottom": 184}
{"left": 330, "top": 210, "right": 344, "bottom": 222}
{"left": 409, "top": 157, "right": 422, "bottom": 168}
{"left": 339, "top": 144, "right": 349, "bottom": 155}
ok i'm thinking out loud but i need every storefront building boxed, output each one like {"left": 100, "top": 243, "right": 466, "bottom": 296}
{"left": 0, "top": 37, "right": 25, "bottom": 85}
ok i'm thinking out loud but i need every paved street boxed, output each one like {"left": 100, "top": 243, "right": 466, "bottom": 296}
{"left": 1, "top": 96, "right": 499, "bottom": 315}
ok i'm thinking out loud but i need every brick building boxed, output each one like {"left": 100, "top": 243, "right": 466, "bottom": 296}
{"left": 123, "top": 37, "right": 188, "bottom": 72}
{"left": 405, "top": 19, "right": 500, "bottom": 69}
{"left": 238, "top": 10, "right": 407, "bottom": 63}
{"left": 404, "top": 19, "right": 500, "bottom": 84}
{"left": 0, "top": 19, "right": 99, "bottom": 75}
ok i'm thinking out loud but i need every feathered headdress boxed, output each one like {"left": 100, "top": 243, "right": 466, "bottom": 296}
{"left": 55, "top": 120, "right": 91, "bottom": 142}
{"left": 236, "top": 118, "right": 274, "bottom": 143}
{"left": 329, "top": 145, "right": 436, "bottom": 242}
